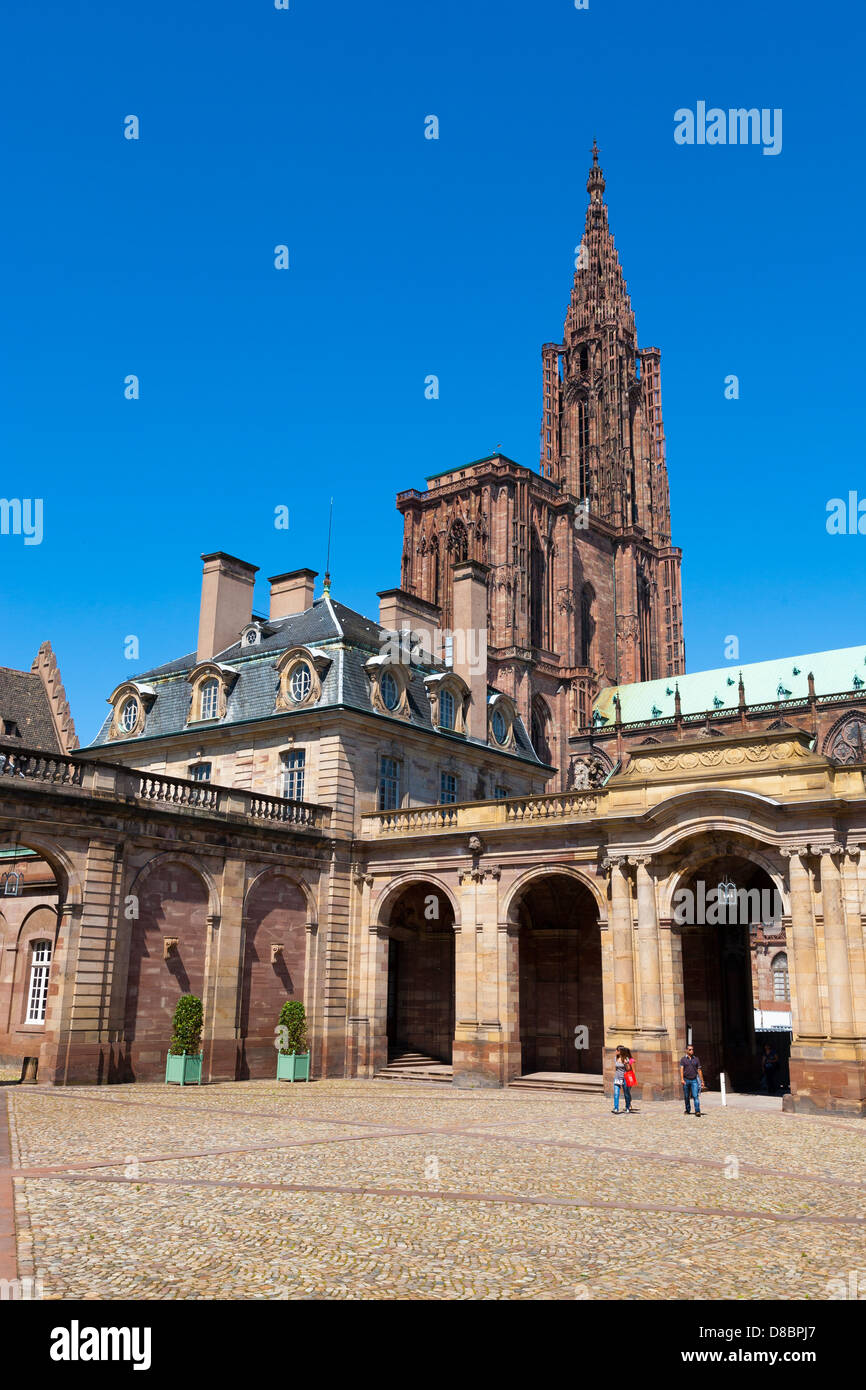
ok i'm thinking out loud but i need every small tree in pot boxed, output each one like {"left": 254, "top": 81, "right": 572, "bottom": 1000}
{"left": 276, "top": 999, "right": 310, "bottom": 1082}
{"left": 165, "top": 993, "right": 203, "bottom": 1085}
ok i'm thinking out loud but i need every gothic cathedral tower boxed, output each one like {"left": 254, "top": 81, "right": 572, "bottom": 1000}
{"left": 396, "top": 145, "right": 685, "bottom": 788}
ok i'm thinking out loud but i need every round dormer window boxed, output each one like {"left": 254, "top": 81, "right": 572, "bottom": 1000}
{"left": 491, "top": 708, "right": 507, "bottom": 745}
{"left": 121, "top": 697, "right": 139, "bottom": 732}
{"left": 290, "top": 663, "right": 312, "bottom": 703}
{"left": 380, "top": 671, "right": 399, "bottom": 710}
{"left": 244, "top": 629, "right": 259, "bottom": 646}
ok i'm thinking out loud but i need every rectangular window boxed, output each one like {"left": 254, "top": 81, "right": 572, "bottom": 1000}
{"left": 494, "top": 786, "right": 508, "bottom": 800}
{"left": 281, "top": 749, "right": 306, "bottom": 801}
{"left": 378, "top": 756, "right": 400, "bottom": 811}
{"left": 440, "top": 772, "right": 458, "bottom": 804}
{"left": 189, "top": 762, "right": 212, "bottom": 782}
{"left": 26, "top": 941, "right": 51, "bottom": 1024}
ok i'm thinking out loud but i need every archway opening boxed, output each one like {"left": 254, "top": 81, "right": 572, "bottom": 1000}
{"left": 384, "top": 883, "right": 455, "bottom": 1064}
{"left": 517, "top": 873, "right": 603, "bottom": 1075}
{"left": 677, "top": 852, "right": 788, "bottom": 1093}
{"left": 0, "top": 842, "right": 61, "bottom": 1081}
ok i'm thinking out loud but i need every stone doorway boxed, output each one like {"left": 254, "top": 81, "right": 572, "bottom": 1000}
{"left": 384, "top": 883, "right": 455, "bottom": 1065}
{"left": 516, "top": 873, "right": 603, "bottom": 1076}
{"left": 678, "top": 854, "right": 781, "bottom": 1093}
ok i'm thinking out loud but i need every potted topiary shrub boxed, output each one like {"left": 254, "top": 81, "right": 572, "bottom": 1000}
{"left": 165, "top": 993, "right": 203, "bottom": 1085}
{"left": 276, "top": 999, "right": 310, "bottom": 1082}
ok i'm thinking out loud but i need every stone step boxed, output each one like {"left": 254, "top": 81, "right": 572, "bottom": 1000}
{"left": 508, "top": 1071, "right": 604, "bottom": 1094}
{"left": 375, "top": 1060, "right": 454, "bottom": 1083}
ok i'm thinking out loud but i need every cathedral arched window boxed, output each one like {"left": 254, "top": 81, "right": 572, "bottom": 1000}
{"left": 447, "top": 520, "right": 469, "bottom": 563}
{"left": 531, "top": 696, "right": 552, "bottom": 765}
{"left": 580, "top": 585, "right": 595, "bottom": 667}
{"left": 772, "top": 952, "right": 790, "bottom": 1001}
{"left": 529, "top": 530, "right": 547, "bottom": 650}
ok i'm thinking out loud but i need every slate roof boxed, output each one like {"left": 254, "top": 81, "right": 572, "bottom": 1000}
{"left": 86, "top": 594, "right": 543, "bottom": 764}
{"left": 594, "top": 644, "right": 866, "bottom": 727}
{"left": 0, "top": 667, "right": 62, "bottom": 752}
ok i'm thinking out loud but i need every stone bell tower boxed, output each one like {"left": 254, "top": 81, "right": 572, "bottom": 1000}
{"left": 396, "top": 144, "right": 685, "bottom": 786}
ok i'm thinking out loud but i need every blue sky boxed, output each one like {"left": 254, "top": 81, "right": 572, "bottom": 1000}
{"left": 2, "top": 0, "right": 864, "bottom": 743}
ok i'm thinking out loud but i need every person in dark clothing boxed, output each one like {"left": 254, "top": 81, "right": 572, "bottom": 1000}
{"left": 760, "top": 1042, "right": 779, "bottom": 1094}
{"left": 679, "top": 1044, "right": 704, "bottom": 1116}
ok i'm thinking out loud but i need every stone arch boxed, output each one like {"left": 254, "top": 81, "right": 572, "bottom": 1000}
{"left": 373, "top": 873, "right": 461, "bottom": 933}
{"left": 0, "top": 829, "right": 82, "bottom": 909}
{"left": 375, "top": 875, "right": 457, "bottom": 1065}
{"left": 238, "top": 866, "right": 313, "bottom": 1079}
{"left": 655, "top": 830, "right": 787, "bottom": 923}
{"left": 128, "top": 851, "right": 221, "bottom": 920}
{"left": 503, "top": 863, "right": 607, "bottom": 927}
{"left": 507, "top": 866, "right": 604, "bottom": 1076}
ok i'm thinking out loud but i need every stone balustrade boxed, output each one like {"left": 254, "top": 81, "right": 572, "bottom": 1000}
{"left": 360, "top": 788, "right": 604, "bottom": 837}
{"left": 0, "top": 742, "right": 331, "bottom": 833}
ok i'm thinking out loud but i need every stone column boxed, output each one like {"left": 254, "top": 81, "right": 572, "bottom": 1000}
{"left": 782, "top": 847, "right": 823, "bottom": 1040}
{"left": 606, "top": 856, "right": 635, "bottom": 1033}
{"left": 634, "top": 857, "right": 663, "bottom": 1030}
{"left": 204, "top": 854, "right": 244, "bottom": 1082}
{"left": 820, "top": 846, "right": 855, "bottom": 1038}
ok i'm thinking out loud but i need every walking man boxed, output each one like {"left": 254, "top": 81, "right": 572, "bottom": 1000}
{"left": 680, "top": 1044, "right": 704, "bottom": 1116}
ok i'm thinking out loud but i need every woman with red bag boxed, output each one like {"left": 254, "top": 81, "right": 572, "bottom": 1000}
{"left": 612, "top": 1045, "right": 637, "bottom": 1113}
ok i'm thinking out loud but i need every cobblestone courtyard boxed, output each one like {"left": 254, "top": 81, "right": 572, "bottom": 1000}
{"left": 2, "top": 1080, "right": 863, "bottom": 1301}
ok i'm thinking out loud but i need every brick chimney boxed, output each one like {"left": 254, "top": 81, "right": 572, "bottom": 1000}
{"left": 377, "top": 588, "right": 441, "bottom": 662}
{"left": 197, "top": 552, "right": 259, "bottom": 662}
{"left": 451, "top": 560, "right": 490, "bottom": 742}
{"left": 268, "top": 569, "right": 318, "bottom": 620}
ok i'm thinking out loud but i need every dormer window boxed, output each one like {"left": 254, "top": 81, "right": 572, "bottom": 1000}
{"left": 276, "top": 647, "right": 330, "bottom": 712}
{"left": 380, "top": 671, "right": 399, "bottom": 710}
{"left": 290, "top": 663, "right": 312, "bottom": 703}
{"left": 200, "top": 679, "right": 219, "bottom": 721}
{"left": 186, "top": 663, "right": 237, "bottom": 726}
{"left": 488, "top": 693, "right": 517, "bottom": 749}
{"left": 439, "top": 689, "right": 455, "bottom": 730}
{"left": 107, "top": 681, "right": 154, "bottom": 740}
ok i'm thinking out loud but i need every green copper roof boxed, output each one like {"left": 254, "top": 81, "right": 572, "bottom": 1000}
{"left": 595, "top": 644, "right": 866, "bottom": 726}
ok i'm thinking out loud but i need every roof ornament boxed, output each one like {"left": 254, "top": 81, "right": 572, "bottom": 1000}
{"left": 587, "top": 138, "right": 605, "bottom": 201}
{"left": 323, "top": 497, "right": 334, "bottom": 595}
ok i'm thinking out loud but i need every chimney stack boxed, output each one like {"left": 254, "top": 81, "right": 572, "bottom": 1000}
{"left": 268, "top": 569, "right": 318, "bottom": 620}
{"left": 451, "top": 560, "right": 490, "bottom": 742}
{"left": 197, "top": 552, "right": 259, "bottom": 663}
{"left": 377, "top": 588, "right": 441, "bottom": 663}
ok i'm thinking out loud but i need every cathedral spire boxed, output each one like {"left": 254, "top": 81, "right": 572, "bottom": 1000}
{"left": 587, "top": 138, "right": 605, "bottom": 201}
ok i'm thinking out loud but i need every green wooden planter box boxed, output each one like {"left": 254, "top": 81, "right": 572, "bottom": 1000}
{"left": 277, "top": 1051, "right": 310, "bottom": 1082}
{"left": 165, "top": 1052, "right": 202, "bottom": 1085}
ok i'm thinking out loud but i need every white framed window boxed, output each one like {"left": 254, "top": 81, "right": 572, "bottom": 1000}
{"left": 121, "top": 697, "right": 139, "bottom": 732}
{"left": 439, "top": 688, "right": 455, "bottom": 730}
{"left": 189, "top": 762, "right": 212, "bottom": 782}
{"left": 290, "top": 663, "right": 312, "bottom": 703}
{"left": 491, "top": 708, "right": 507, "bottom": 744}
{"left": 281, "top": 749, "right": 306, "bottom": 801}
{"left": 440, "top": 772, "right": 458, "bottom": 804}
{"left": 378, "top": 756, "right": 400, "bottom": 811}
{"left": 200, "top": 678, "right": 219, "bottom": 721}
{"left": 26, "top": 940, "right": 52, "bottom": 1024}
{"left": 772, "top": 952, "right": 790, "bottom": 1001}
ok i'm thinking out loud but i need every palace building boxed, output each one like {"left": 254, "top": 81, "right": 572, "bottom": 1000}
{"left": 1, "top": 148, "right": 864, "bottom": 1114}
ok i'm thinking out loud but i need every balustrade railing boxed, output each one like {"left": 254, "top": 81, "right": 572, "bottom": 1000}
{"left": 0, "top": 742, "right": 330, "bottom": 832}
{"left": 362, "top": 787, "right": 604, "bottom": 836}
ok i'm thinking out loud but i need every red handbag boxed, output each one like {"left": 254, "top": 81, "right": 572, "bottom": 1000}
{"left": 624, "top": 1064, "right": 637, "bottom": 1088}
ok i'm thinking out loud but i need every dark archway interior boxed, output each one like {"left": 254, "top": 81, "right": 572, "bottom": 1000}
{"left": 679, "top": 853, "right": 779, "bottom": 1091}
{"left": 517, "top": 873, "right": 602, "bottom": 1074}
{"left": 385, "top": 884, "right": 455, "bottom": 1063}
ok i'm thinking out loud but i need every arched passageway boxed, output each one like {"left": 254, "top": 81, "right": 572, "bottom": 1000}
{"left": 516, "top": 873, "right": 603, "bottom": 1075}
{"left": 384, "top": 883, "right": 455, "bottom": 1064}
{"left": 677, "top": 853, "right": 785, "bottom": 1092}
{"left": 0, "top": 842, "right": 61, "bottom": 1077}
{"left": 239, "top": 873, "right": 308, "bottom": 1079}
